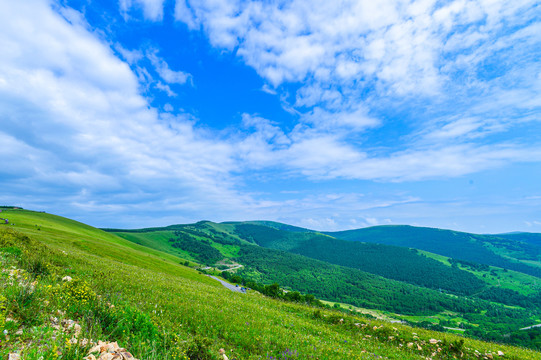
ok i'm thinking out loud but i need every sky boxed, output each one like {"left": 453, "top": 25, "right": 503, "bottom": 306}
{"left": 0, "top": 0, "right": 540, "bottom": 233}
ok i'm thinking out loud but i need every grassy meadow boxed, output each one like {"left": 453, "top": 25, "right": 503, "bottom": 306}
{"left": 0, "top": 209, "right": 540, "bottom": 359}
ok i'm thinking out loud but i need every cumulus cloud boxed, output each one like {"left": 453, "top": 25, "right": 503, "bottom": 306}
{"left": 0, "top": 0, "right": 249, "bottom": 225}
{"left": 120, "top": 0, "right": 166, "bottom": 21}
{"left": 170, "top": 0, "right": 539, "bottom": 128}
{"left": 164, "top": 0, "right": 541, "bottom": 184}
{"left": 1, "top": 0, "right": 540, "bottom": 231}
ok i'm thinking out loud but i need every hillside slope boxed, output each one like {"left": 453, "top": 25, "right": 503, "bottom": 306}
{"left": 232, "top": 223, "right": 485, "bottom": 296}
{"left": 496, "top": 232, "right": 541, "bottom": 247}
{"left": 328, "top": 225, "right": 541, "bottom": 277}
{"left": 4, "top": 209, "right": 540, "bottom": 359}
{"left": 108, "top": 220, "right": 541, "bottom": 348}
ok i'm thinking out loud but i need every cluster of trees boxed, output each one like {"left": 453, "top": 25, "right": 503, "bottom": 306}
{"left": 502, "top": 327, "right": 541, "bottom": 350}
{"left": 234, "top": 224, "right": 301, "bottom": 250}
{"left": 233, "top": 223, "right": 487, "bottom": 296}
{"left": 221, "top": 271, "right": 324, "bottom": 307}
{"left": 168, "top": 234, "right": 222, "bottom": 265}
{"left": 486, "top": 237, "right": 541, "bottom": 261}
{"left": 289, "top": 238, "right": 485, "bottom": 296}
{"left": 497, "top": 233, "right": 541, "bottom": 248}
{"left": 449, "top": 258, "right": 490, "bottom": 272}
{"left": 475, "top": 287, "right": 541, "bottom": 308}
{"left": 178, "top": 225, "right": 242, "bottom": 246}
{"left": 234, "top": 246, "right": 482, "bottom": 316}
{"left": 330, "top": 226, "right": 541, "bottom": 278}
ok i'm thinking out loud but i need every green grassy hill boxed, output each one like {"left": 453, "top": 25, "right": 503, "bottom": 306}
{"left": 232, "top": 223, "right": 486, "bottom": 296}
{"left": 496, "top": 232, "right": 541, "bottom": 247}
{"left": 106, "top": 220, "right": 541, "bottom": 349}
{"left": 328, "top": 225, "right": 541, "bottom": 277}
{"left": 4, "top": 210, "right": 540, "bottom": 359}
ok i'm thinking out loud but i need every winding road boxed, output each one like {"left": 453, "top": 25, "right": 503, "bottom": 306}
{"left": 520, "top": 323, "right": 541, "bottom": 331}
{"left": 207, "top": 275, "right": 246, "bottom": 293}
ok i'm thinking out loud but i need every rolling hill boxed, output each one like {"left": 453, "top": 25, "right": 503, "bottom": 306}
{"left": 107, "top": 220, "right": 541, "bottom": 348}
{"left": 496, "top": 232, "right": 541, "bottom": 247}
{"left": 4, "top": 209, "right": 541, "bottom": 358}
{"left": 328, "top": 225, "right": 541, "bottom": 277}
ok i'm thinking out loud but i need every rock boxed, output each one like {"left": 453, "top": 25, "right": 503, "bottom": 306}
{"left": 98, "top": 353, "right": 114, "bottom": 360}
{"left": 62, "top": 319, "right": 76, "bottom": 328}
{"left": 429, "top": 339, "right": 439, "bottom": 344}
{"left": 119, "top": 352, "right": 135, "bottom": 360}
{"left": 497, "top": 351, "right": 504, "bottom": 356}
{"left": 88, "top": 344, "right": 102, "bottom": 354}
{"left": 8, "top": 354, "right": 20, "bottom": 360}
{"left": 107, "top": 341, "right": 120, "bottom": 352}
{"left": 84, "top": 356, "right": 97, "bottom": 360}
{"left": 62, "top": 276, "right": 73, "bottom": 282}
{"left": 73, "top": 323, "right": 82, "bottom": 336}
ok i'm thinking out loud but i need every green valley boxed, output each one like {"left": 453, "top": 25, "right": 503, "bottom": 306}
{"left": 106, "top": 219, "right": 541, "bottom": 350}
{"left": 2, "top": 208, "right": 541, "bottom": 358}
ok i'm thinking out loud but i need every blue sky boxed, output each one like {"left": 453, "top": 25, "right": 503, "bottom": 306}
{"left": 0, "top": 0, "right": 540, "bottom": 233}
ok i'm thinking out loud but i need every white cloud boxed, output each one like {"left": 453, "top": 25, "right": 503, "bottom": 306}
{"left": 155, "top": 81, "right": 177, "bottom": 97}
{"left": 147, "top": 49, "right": 192, "bottom": 85}
{"left": 0, "top": 0, "right": 251, "bottom": 224}
{"left": 115, "top": 43, "right": 144, "bottom": 64}
{"left": 174, "top": 0, "right": 199, "bottom": 30}
{"left": 120, "top": 0, "right": 166, "bottom": 21}
{"left": 1, "top": 0, "right": 540, "bottom": 231}
{"left": 171, "top": 0, "right": 539, "bottom": 134}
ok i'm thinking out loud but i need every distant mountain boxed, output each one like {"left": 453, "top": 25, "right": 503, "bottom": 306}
{"left": 231, "top": 223, "right": 485, "bottom": 296}
{"left": 223, "top": 220, "right": 313, "bottom": 233}
{"left": 496, "top": 232, "right": 541, "bottom": 247}
{"left": 105, "top": 219, "right": 541, "bottom": 348}
{"left": 327, "top": 225, "right": 541, "bottom": 278}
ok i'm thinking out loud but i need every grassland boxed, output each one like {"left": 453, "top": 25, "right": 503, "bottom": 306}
{"left": 1, "top": 209, "right": 540, "bottom": 359}
{"left": 109, "top": 219, "right": 541, "bottom": 348}
{"left": 420, "top": 250, "right": 541, "bottom": 296}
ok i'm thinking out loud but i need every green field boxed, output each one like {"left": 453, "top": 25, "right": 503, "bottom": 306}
{"left": 2, "top": 209, "right": 540, "bottom": 359}
{"left": 108, "top": 219, "right": 541, "bottom": 347}
{"left": 420, "top": 250, "right": 541, "bottom": 296}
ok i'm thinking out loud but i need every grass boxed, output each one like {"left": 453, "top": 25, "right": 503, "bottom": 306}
{"left": 419, "top": 250, "right": 541, "bottom": 296}
{"left": 114, "top": 230, "right": 196, "bottom": 261}
{"left": 0, "top": 209, "right": 540, "bottom": 359}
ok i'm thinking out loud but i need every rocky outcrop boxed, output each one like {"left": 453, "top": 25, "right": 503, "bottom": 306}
{"left": 85, "top": 341, "right": 139, "bottom": 360}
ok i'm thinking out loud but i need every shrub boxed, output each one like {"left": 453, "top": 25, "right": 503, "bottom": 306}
{"left": 185, "top": 335, "right": 217, "bottom": 360}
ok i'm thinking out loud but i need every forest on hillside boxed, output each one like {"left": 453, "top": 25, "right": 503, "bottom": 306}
{"left": 330, "top": 226, "right": 541, "bottom": 278}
